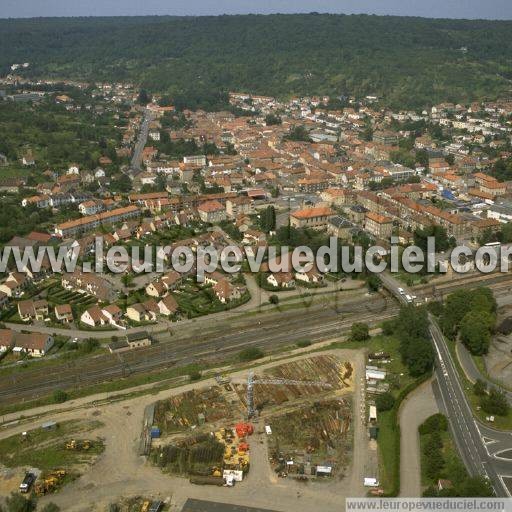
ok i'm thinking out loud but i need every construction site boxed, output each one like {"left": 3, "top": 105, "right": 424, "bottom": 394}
{"left": 148, "top": 355, "right": 355, "bottom": 487}
{"left": 266, "top": 398, "right": 352, "bottom": 479}
{"left": 0, "top": 348, "right": 367, "bottom": 512}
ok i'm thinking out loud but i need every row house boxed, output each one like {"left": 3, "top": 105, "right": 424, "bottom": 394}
{"left": 17, "top": 299, "right": 49, "bottom": 321}
{"left": 197, "top": 200, "right": 227, "bottom": 223}
{"left": 226, "top": 196, "right": 252, "bottom": 218}
{"left": 81, "top": 304, "right": 123, "bottom": 328}
{"left": 320, "top": 188, "right": 354, "bottom": 206}
{"left": 365, "top": 212, "right": 393, "bottom": 239}
{"left": 62, "top": 271, "right": 116, "bottom": 302}
{"left": 290, "top": 207, "right": 335, "bottom": 229}
{"left": 55, "top": 205, "right": 140, "bottom": 237}
{"left": 79, "top": 199, "right": 105, "bottom": 215}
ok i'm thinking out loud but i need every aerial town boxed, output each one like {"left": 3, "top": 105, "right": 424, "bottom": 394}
{"left": 1, "top": 13, "right": 512, "bottom": 512}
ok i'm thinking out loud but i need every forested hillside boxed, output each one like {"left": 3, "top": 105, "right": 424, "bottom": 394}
{"left": 2, "top": 14, "right": 512, "bottom": 108}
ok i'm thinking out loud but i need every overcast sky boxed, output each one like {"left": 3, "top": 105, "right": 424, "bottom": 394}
{"left": 2, "top": 0, "right": 512, "bottom": 20}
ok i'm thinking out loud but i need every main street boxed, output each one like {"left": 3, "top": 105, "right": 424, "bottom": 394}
{"left": 128, "top": 106, "right": 153, "bottom": 176}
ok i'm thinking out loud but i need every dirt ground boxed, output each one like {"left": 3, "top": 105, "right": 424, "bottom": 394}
{"left": 0, "top": 347, "right": 369, "bottom": 512}
{"left": 398, "top": 378, "right": 439, "bottom": 497}
{"left": 0, "top": 466, "right": 26, "bottom": 496}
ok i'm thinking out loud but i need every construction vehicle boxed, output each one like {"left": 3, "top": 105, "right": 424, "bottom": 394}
{"left": 34, "top": 469, "right": 67, "bottom": 496}
{"left": 244, "top": 371, "right": 333, "bottom": 418}
{"left": 65, "top": 439, "right": 92, "bottom": 451}
{"left": 141, "top": 501, "right": 151, "bottom": 512}
{"left": 19, "top": 472, "right": 35, "bottom": 493}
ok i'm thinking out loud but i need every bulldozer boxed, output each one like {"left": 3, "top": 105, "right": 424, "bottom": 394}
{"left": 141, "top": 501, "right": 151, "bottom": 512}
{"left": 49, "top": 469, "right": 66, "bottom": 479}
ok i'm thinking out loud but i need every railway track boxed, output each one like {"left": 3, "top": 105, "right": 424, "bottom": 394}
{"left": 0, "top": 296, "right": 397, "bottom": 404}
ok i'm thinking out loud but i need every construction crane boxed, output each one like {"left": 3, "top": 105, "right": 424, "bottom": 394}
{"left": 245, "top": 370, "right": 333, "bottom": 418}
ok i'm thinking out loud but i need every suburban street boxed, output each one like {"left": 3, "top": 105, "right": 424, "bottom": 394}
{"left": 129, "top": 107, "right": 153, "bottom": 175}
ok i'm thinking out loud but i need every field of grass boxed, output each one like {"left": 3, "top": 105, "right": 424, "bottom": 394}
{"left": 0, "top": 419, "right": 104, "bottom": 470}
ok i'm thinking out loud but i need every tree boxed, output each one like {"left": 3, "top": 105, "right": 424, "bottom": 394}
{"left": 445, "top": 154, "right": 455, "bottom": 166}
{"left": 459, "top": 311, "right": 493, "bottom": 355}
{"left": 138, "top": 89, "right": 151, "bottom": 105}
{"left": 480, "top": 387, "right": 509, "bottom": 416}
{"left": 414, "top": 225, "right": 451, "bottom": 253}
{"left": 375, "top": 392, "right": 395, "bottom": 412}
{"left": 188, "top": 369, "right": 201, "bottom": 381}
{"left": 238, "top": 347, "right": 264, "bottom": 362}
{"left": 5, "top": 493, "right": 36, "bottom": 512}
{"left": 269, "top": 295, "right": 279, "bottom": 305}
{"left": 260, "top": 206, "right": 276, "bottom": 233}
{"left": 40, "top": 505, "right": 60, "bottom": 512}
{"left": 381, "top": 319, "right": 396, "bottom": 336}
{"left": 458, "top": 476, "right": 494, "bottom": 497}
{"left": 350, "top": 322, "right": 370, "bottom": 342}
{"left": 265, "top": 114, "right": 282, "bottom": 126}
{"left": 419, "top": 413, "right": 448, "bottom": 435}
{"left": 473, "top": 379, "right": 487, "bottom": 397}
{"left": 405, "top": 338, "right": 435, "bottom": 376}
{"left": 366, "top": 274, "right": 381, "bottom": 292}
{"left": 52, "top": 389, "right": 68, "bottom": 404}
{"left": 284, "top": 125, "right": 311, "bottom": 142}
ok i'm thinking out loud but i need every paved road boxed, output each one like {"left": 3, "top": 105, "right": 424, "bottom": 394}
{"left": 381, "top": 272, "right": 512, "bottom": 497}
{"left": 129, "top": 107, "right": 153, "bottom": 176}
{"left": 456, "top": 342, "right": 512, "bottom": 403}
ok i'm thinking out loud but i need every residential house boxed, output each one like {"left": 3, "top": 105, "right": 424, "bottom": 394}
{"left": 126, "top": 300, "right": 159, "bottom": 323}
{"left": 54, "top": 304, "right": 73, "bottom": 323}
{"left": 17, "top": 299, "right": 48, "bottom": 321}
{"left": 80, "top": 305, "right": 109, "bottom": 327}
{"left": 267, "top": 272, "right": 295, "bottom": 289}
{"left": 0, "top": 329, "right": 14, "bottom": 352}
{"left": 79, "top": 200, "right": 104, "bottom": 216}
{"left": 146, "top": 280, "right": 168, "bottom": 298}
{"left": 102, "top": 304, "right": 123, "bottom": 326}
{"left": 213, "top": 278, "right": 244, "bottom": 303}
{"left": 62, "top": 271, "right": 116, "bottom": 302}
{"left": 158, "top": 294, "right": 179, "bottom": 316}
{"left": 295, "top": 268, "right": 324, "bottom": 285}
{"left": 13, "top": 332, "right": 53, "bottom": 357}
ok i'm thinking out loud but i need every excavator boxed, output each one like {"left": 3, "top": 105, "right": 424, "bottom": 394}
{"left": 34, "top": 470, "right": 66, "bottom": 496}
